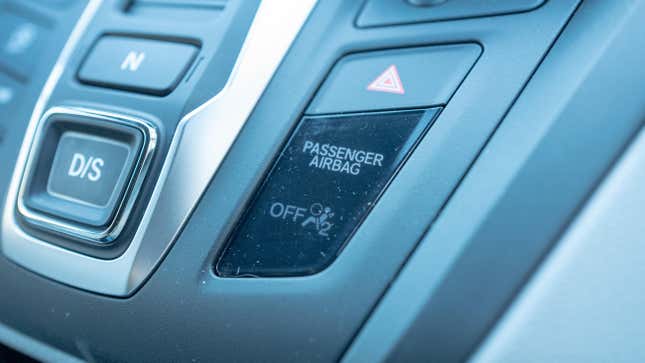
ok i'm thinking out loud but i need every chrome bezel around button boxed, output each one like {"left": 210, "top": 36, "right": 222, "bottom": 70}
{"left": 16, "top": 106, "right": 158, "bottom": 243}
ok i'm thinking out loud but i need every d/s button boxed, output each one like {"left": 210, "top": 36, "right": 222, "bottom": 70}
{"left": 19, "top": 108, "right": 154, "bottom": 237}
{"left": 47, "top": 132, "right": 131, "bottom": 207}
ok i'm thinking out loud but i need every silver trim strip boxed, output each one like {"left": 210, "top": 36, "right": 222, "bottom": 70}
{"left": 16, "top": 106, "right": 157, "bottom": 243}
{"left": 0, "top": 322, "right": 83, "bottom": 363}
{"left": 1, "top": 0, "right": 318, "bottom": 296}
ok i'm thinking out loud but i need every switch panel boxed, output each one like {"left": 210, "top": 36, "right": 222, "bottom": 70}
{"left": 18, "top": 107, "right": 156, "bottom": 243}
{"left": 216, "top": 108, "right": 440, "bottom": 277}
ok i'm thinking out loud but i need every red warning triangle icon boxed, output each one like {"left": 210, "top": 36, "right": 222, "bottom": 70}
{"left": 366, "top": 64, "right": 405, "bottom": 95}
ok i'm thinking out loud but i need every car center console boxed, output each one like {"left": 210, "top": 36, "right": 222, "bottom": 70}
{"left": 2, "top": 1, "right": 645, "bottom": 362}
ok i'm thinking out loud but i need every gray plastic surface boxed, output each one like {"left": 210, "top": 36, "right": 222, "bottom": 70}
{"left": 344, "top": 1, "right": 645, "bottom": 362}
{"left": 0, "top": 72, "right": 22, "bottom": 118}
{"left": 307, "top": 44, "right": 480, "bottom": 114}
{"left": 0, "top": 322, "right": 81, "bottom": 363}
{"left": 0, "top": 0, "right": 88, "bottom": 211}
{"left": 357, "top": 0, "right": 546, "bottom": 28}
{"left": 0, "top": 0, "right": 582, "bottom": 361}
{"left": 0, "top": 9, "right": 52, "bottom": 80}
{"left": 470, "top": 125, "right": 645, "bottom": 363}
{"left": 0, "top": 1, "right": 87, "bottom": 361}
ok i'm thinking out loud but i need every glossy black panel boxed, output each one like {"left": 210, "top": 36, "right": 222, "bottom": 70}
{"left": 217, "top": 108, "right": 439, "bottom": 276}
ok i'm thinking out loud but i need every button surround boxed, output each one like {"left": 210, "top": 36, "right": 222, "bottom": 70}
{"left": 16, "top": 106, "right": 157, "bottom": 243}
{"left": 25, "top": 123, "right": 141, "bottom": 228}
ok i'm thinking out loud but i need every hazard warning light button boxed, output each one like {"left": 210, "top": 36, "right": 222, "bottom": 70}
{"left": 307, "top": 44, "right": 480, "bottom": 115}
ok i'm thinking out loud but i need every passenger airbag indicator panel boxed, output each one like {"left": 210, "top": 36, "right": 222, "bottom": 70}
{"left": 216, "top": 108, "right": 440, "bottom": 277}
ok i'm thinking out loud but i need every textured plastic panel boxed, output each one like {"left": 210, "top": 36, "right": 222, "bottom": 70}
{"left": 345, "top": 1, "right": 644, "bottom": 362}
{"left": 0, "top": 72, "right": 22, "bottom": 118}
{"left": 0, "top": 0, "right": 579, "bottom": 361}
{"left": 0, "top": 0, "right": 88, "bottom": 214}
{"left": 0, "top": 10, "right": 51, "bottom": 80}
{"left": 471, "top": 126, "right": 645, "bottom": 363}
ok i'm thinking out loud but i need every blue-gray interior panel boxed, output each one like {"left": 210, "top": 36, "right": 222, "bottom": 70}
{"left": 0, "top": 0, "right": 580, "bottom": 361}
{"left": 470, "top": 125, "right": 645, "bottom": 363}
{"left": 344, "top": 1, "right": 645, "bottom": 362}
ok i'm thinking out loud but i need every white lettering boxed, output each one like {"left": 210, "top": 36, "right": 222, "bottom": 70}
{"left": 350, "top": 163, "right": 360, "bottom": 175}
{"left": 120, "top": 51, "right": 145, "bottom": 72}
{"left": 303, "top": 140, "right": 314, "bottom": 153}
{"left": 269, "top": 202, "right": 307, "bottom": 222}
{"left": 302, "top": 140, "right": 385, "bottom": 175}
{"left": 68, "top": 153, "right": 85, "bottom": 177}
{"left": 88, "top": 158, "right": 104, "bottom": 182}
{"left": 308, "top": 155, "right": 319, "bottom": 168}
{"left": 269, "top": 202, "right": 284, "bottom": 218}
{"left": 373, "top": 153, "right": 383, "bottom": 167}
{"left": 67, "top": 153, "right": 104, "bottom": 182}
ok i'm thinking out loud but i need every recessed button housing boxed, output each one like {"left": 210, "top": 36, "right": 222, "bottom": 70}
{"left": 44, "top": 132, "right": 134, "bottom": 224}
{"left": 18, "top": 107, "right": 156, "bottom": 243}
{"left": 77, "top": 35, "right": 198, "bottom": 96}
{"left": 216, "top": 108, "right": 440, "bottom": 277}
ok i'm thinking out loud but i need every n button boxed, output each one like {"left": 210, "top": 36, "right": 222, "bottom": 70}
{"left": 19, "top": 107, "right": 157, "bottom": 243}
{"left": 78, "top": 36, "right": 198, "bottom": 96}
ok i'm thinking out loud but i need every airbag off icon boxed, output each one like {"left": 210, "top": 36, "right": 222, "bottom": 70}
{"left": 268, "top": 201, "right": 335, "bottom": 237}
